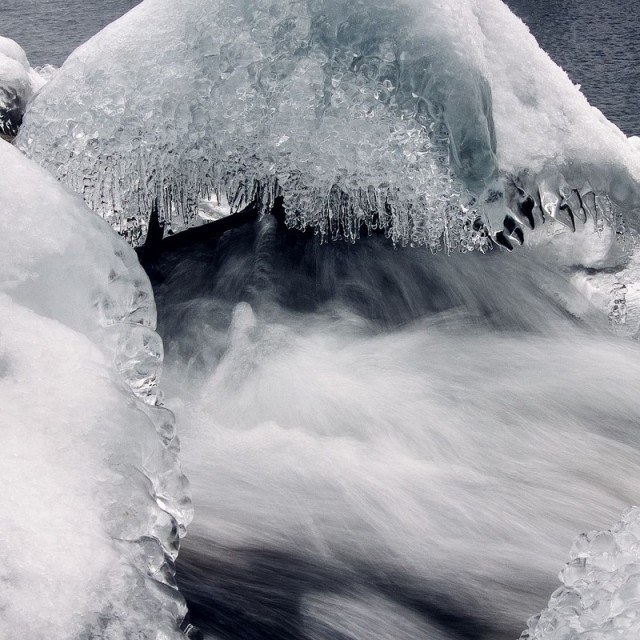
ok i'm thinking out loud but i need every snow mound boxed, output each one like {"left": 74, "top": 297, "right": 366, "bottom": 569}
{"left": 16, "top": 0, "right": 640, "bottom": 249}
{"left": 0, "top": 36, "right": 53, "bottom": 138}
{"left": 0, "top": 139, "right": 192, "bottom": 639}
{"left": 521, "top": 507, "right": 640, "bottom": 640}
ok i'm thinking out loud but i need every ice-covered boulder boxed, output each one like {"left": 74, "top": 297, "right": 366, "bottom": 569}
{"left": 15, "top": 0, "right": 640, "bottom": 249}
{"left": 0, "top": 139, "right": 193, "bottom": 639}
{"left": 0, "top": 36, "right": 53, "bottom": 139}
{"left": 521, "top": 507, "right": 640, "bottom": 639}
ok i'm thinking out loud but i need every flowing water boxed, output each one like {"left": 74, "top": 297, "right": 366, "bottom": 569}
{"left": 144, "top": 208, "right": 640, "bottom": 639}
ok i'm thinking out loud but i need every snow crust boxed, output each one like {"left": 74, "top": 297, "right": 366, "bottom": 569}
{"left": 0, "top": 140, "right": 192, "bottom": 639}
{"left": 16, "top": 0, "right": 640, "bottom": 248}
{"left": 521, "top": 507, "right": 640, "bottom": 639}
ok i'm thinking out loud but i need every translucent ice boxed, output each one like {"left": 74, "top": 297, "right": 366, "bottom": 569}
{"left": 0, "top": 36, "right": 52, "bottom": 138}
{"left": 0, "top": 140, "right": 192, "bottom": 639}
{"left": 17, "top": 0, "right": 640, "bottom": 248}
{"left": 521, "top": 507, "right": 640, "bottom": 639}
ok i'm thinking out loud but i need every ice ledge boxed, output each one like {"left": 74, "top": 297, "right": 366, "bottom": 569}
{"left": 14, "top": 0, "right": 639, "bottom": 252}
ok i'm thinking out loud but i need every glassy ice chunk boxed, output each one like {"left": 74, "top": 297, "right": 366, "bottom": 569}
{"left": 16, "top": 0, "right": 640, "bottom": 248}
{"left": 521, "top": 507, "right": 640, "bottom": 639}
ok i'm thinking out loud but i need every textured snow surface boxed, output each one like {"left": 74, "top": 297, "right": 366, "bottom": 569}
{"left": 521, "top": 507, "right": 640, "bottom": 639}
{"left": 16, "top": 0, "right": 640, "bottom": 247}
{"left": 0, "top": 140, "right": 192, "bottom": 639}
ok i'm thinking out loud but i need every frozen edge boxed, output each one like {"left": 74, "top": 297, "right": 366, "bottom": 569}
{"left": 521, "top": 506, "right": 640, "bottom": 639}
{"left": 94, "top": 244, "right": 197, "bottom": 637}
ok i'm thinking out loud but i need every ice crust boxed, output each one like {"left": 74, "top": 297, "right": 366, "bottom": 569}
{"left": 521, "top": 507, "right": 640, "bottom": 639}
{"left": 0, "top": 140, "right": 192, "bottom": 639}
{"left": 16, "top": 0, "right": 640, "bottom": 248}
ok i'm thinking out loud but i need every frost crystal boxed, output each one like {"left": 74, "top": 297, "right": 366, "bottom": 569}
{"left": 521, "top": 507, "right": 640, "bottom": 640}
{"left": 17, "top": 0, "right": 503, "bottom": 249}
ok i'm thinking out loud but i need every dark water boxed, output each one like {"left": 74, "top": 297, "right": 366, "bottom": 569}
{"left": 0, "top": 0, "right": 139, "bottom": 67}
{"left": 506, "top": 0, "right": 640, "bottom": 136}
{"left": 146, "top": 207, "right": 640, "bottom": 640}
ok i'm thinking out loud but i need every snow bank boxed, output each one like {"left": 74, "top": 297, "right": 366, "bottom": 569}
{"left": 0, "top": 139, "right": 192, "bottom": 639}
{"left": 16, "top": 0, "right": 640, "bottom": 248}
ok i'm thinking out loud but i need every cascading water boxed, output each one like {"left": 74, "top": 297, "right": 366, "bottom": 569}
{"left": 140, "top": 207, "right": 640, "bottom": 640}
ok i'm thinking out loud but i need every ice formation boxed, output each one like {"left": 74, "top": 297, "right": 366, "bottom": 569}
{"left": 0, "top": 140, "right": 193, "bottom": 639}
{"left": 15, "top": 0, "right": 640, "bottom": 248}
{"left": 0, "top": 36, "right": 53, "bottom": 139}
{"left": 521, "top": 507, "right": 640, "bottom": 639}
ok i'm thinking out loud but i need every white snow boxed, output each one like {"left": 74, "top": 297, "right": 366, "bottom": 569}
{"left": 0, "top": 140, "right": 191, "bottom": 639}
{"left": 0, "top": 35, "right": 52, "bottom": 91}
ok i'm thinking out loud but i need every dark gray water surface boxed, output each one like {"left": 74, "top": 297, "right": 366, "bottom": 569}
{"left": 0, "top": 0, "right": 139, "bottom": 67}
{"left": 506, "top": 0, "right": 640, "bottom": 136}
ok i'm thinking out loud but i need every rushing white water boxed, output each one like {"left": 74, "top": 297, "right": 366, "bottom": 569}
{"left": 141, "top": 210, "right": 640, "bottom": 640}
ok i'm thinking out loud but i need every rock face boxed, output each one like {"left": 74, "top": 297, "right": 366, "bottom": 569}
{"left": 0, "top": 36, "right": 51, "bottom": 139}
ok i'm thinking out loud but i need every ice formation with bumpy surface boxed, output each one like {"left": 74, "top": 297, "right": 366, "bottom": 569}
{"left": 17, "top": 0, "right": 640, "bottom": 248}
{"left": 0, "top": 36, "right": 52, "bottom": 138}
{"left": 521, "top": 507, "right": 640, "bottom": 639}
{"left": 0, "top": 140, "right": 193, "bottom": 639}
